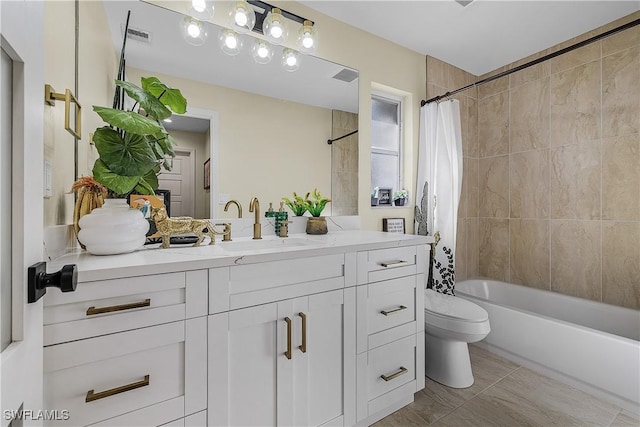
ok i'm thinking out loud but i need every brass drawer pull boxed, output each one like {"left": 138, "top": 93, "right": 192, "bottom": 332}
{"left": 284, "top": 317, "right": 292, "bottom": 360}
{"left": 298, "top": 312, "right": 307, "bottom": 353}
{"left": 86, "top": 298, "right": 151, "bottom": 316}
{"left": 379, "top": 260, "right": 409, "bottom": 268}
{"left": 85, "top": 375, "right": 150, "bottom": 403}
{"left": 380, "top": 305, "right": 407, "bottom": 316}
{"left": 380, "top": 366, "right": 408, "bottom": 382}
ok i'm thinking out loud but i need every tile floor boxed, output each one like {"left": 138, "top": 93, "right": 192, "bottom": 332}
{"left": 374, "top": 345, "right": 640, "bottom": 427}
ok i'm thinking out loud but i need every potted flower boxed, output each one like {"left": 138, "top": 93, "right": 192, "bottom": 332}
{"left": 77, "top": 76, "right": 187, "bottom": 255}
{"left": 393, "top": 189, "right": 408, "bottom": 206}
{"left": 303, "top": 189, "right": 331, "bottom": 235}
{"left": 282, "top": 192, "right": 309, "bottom": 216}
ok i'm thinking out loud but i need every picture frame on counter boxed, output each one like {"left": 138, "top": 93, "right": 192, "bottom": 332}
{"left": 382, "top": 217, "right": 406, "bottom": 233}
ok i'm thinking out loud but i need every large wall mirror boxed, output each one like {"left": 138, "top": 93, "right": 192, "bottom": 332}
{"left": 70, "top": 0, "right": 359, "bottom": 220}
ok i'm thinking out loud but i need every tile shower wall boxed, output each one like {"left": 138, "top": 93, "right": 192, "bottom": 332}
{"left": 428, "top": 12, "right": 639, "bottom": 309}
{"left": 426, "top": 56, "right": 479, "bottom": 281}
{"left": 331, "top": 110, "right": 359, "bottom": 216}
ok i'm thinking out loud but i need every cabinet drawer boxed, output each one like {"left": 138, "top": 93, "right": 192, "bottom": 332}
{"left": 43, "top": 273, "right": 187, "bottom": 346}
{"left": 362, "top": 247, "right": 417, "bottom": 283}
{"left": 367, "top": 276, "right": 417, "bottom": 336}
{"left": 367, "top": 335, "right": 416, "bottom": 401}
{"left": 44, "top": 322, "right": 185, "bottom": 427}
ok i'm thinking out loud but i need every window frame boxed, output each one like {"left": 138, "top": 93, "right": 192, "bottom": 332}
{"left": 370, "top": 91, "right": 404, "bottom": 198}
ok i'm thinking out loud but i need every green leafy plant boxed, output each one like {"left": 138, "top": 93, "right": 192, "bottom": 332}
{"left": 393, "top": 189, "right": 408, "bottom": 200}
{"left": 282, "top": 192, "right": 309, "bottom": 216}
{"left": 303, "top": 188, "right": 331, "bottom": 217}
{"left": 91, "top": 77, "right": 187, "bottom": 197}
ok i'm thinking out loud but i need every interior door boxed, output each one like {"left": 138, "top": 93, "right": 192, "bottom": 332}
{"left": 1, "top": 1, "right": 46, "bottom": 424}
{"left": 158, "top": 149, "right": 195, "bottom": 217}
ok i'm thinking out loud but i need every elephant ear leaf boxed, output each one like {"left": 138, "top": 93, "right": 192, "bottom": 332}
{"left": 141, "top": 76, "right": 187, "bottom": 114}
{"left": 93, "top": 106, "right": 163, "bottom": 135}
{"left": 92, "top": 159, "right": 141, "bottom": 196}
{"left": 116, "top": 80, "right": 171, "bottom": 121}
{"left": 93, "top": 127, "right": 157, "bottom": 177}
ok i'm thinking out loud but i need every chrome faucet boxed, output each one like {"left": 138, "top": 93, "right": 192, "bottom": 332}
{"left": 224, "top": 199, "right": 242, "bottom": 218}
{"left": 249, "top": 197, "right": 262, "bottom": 240}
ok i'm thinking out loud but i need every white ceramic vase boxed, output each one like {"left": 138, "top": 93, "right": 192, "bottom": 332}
{"left": 78, "top": 198, "right": 149, "bottom": 255}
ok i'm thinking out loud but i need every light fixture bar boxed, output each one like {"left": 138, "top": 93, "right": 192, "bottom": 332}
{"left": 247, "top": 0, "right": 313, "bottom": 35}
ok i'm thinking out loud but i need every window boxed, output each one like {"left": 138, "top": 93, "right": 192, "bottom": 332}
{"left": 370, "top": 94, "right": 402, "bottom": 200}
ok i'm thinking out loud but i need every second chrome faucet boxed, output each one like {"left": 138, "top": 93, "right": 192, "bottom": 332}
{"left": 249, "top": 196, "right": 261, "bottom": 239}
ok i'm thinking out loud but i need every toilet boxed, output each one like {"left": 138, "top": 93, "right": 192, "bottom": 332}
{"left": 424, "top": 288, "right": 491, "bottom": 388}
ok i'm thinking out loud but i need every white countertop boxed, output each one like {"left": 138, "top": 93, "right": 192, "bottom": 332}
{"left": 50, "top": 231, "right": 434, "bottom": 282}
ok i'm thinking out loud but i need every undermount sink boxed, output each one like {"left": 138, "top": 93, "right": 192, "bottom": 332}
{"left": 217, "top": 237, "right": 321, "bottom": 254}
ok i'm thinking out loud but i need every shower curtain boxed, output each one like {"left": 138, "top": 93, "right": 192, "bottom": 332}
{"left": 416, "top": 100, "right": 463, "bottom": 295}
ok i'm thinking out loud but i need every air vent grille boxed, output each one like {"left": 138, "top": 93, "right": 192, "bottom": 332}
{"left": 126, "top": 27, "right": 151, "bottom": 43}
{"left": 455, "top": 0, "right": 474, "bottom": 7}
{"left": 332, "top": 68, "right": 358, "bottom": 83}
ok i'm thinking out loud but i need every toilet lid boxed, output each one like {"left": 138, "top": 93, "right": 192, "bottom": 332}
{"left": 424, "top": 289, "right": 488, "bottom": 322}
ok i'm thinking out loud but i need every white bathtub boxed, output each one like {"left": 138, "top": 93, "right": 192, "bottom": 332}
{"left": 456, "top": 279, "right": 640, "bottom": 415}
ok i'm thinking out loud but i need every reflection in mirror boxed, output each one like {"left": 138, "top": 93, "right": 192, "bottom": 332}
{"left": 78, "top": 0, "right": 359, "bottom": 218}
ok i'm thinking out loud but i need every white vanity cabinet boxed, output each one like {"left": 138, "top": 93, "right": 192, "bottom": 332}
{"left": 355, "top": 245, "right": 428, "bottom": 425}
{"left": 42, "top": 270, "right": 208, "bottom": 427}
{"left": 207, "top": 253, "right": 357, "bottom": 427}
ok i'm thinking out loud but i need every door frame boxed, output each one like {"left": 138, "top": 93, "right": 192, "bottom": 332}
{"left": 174, "top": 147, "right": 196, "bottom": 217}
{"left": 1, "top": 0, "right": 46, "bottom": 424}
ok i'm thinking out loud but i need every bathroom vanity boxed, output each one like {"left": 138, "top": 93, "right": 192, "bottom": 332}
{"left": 43, "top": 231, "right": 431, "bottom": 426}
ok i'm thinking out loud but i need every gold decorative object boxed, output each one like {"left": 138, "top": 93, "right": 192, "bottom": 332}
{"left": 150, "top": 206, "right": 226, "bottom": 248}
{"left": 70, "top": 176, "right": 107, "bottom": 248}
{"left": 306, "top": 217, "right": 328, "bottom": 235}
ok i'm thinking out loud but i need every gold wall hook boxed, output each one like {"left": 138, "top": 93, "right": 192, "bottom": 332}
{"left": 45, "top": 84, "right": 82, "bottom": 139}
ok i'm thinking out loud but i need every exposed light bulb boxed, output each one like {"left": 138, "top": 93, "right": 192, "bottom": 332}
{"left": 281, "top": 48, "right": 300, "bottom": 72}
{"left": 187, "top": 22, "right": 201, "bottom": 38}
{"left": 252, "top": 39, "right": 273, "bottom": 64}
{"left": 263, "top": 8, "right": 287, "bottom": 45}
{"left": 235, "top": 11, "right": 248, "bottom": 27}
{"left": 270, "top": 24, "right": 283, "bottom": 39}
{"left": 191, "top": 0, "right": 206, "bottom": 13}
{"left": 296, "top": 20, "right": 317, "bottom": 54}
{"left": 182, "top": 16, "right": 208, "bottom": 46}
{"left": 218, "top": 28, "right": 242, "bottom": 56}
{"left": 225, "top": 34, "right": 238, "bottom": 49}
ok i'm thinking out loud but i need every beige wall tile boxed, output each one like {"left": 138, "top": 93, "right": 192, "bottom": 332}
{"left": 550, "top": 61, "right": 601, "bottom": 146}
{"left": 510, "top": 61, "right": 550, "bottom": 89}
{"left": 479, "top": 92, "right": 509, "bottom": 157}
{"left": 510, "top": 219, "right": 550, "bottom": 289}
{"left": 510, "top": 78, "right": 550, "bottom": 153}
{"left": 456, "top": 219, "right": 467, "bottom": 281}
{"left": 550, "top": 220, "right": 602, "bottom": 301}
{"left": 602, "top": 134, "right": 640, "bottom": 221}
{"left": 602, "top": 221, "right": 640, "bottom": 309}
{"left": 466, "top": 218, "right": 479, "bottom": 277}
{"left": 549, "top": 43, "right": 601, "bottom": 74}
{"left": 550, "top": 141, "right": 601, "bottom": 220}
{"left": 465, "top": 157, "right": 479, "bottom": 218}
{"left": 602, "top": 25, "right": 639, "bottom": 56}
{"left": 603, "top": 46, "right": 640, "bottom": 138}
{"left": 479, "top": 218, "right": 510, "bottom": 281}
{"left": 460, "top": 96, "right": 479, "bottom": 157}
{"left": 510, "top": 149, "right": 550, "bottom": 219}
{"left": 478, "top": 65, "right": 509, "bottom": 99}
{"left": 427, "top": 83, "right": 447, "bottom": 100}
{"left": 479, "top": 155, "right": 509, "bottom": 218}
{"left": 427, "top": 56, "right": 448, "bottom": 88}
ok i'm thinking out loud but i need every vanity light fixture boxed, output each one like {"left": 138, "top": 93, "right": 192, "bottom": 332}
{"left": 281, "top": 48, "right": 300, "bottom": 72}
{"left": 229, "top": 1, "right": 256, "bottom": 33}
{"left": 182, "top": 15, "right": 208, "bottom": 46}
{"left": 252, "top": 39, "right": 274, "bottom": 64}
{"left": 188, "top": 0, "right": 214, "bottom": 20}
{"left": 219, "top": 28, "right": 242, "bottom": 56}
{"left": 262, "top": 8, "right": 287, "bottom": 44}
{"left": 296, "top": 20, "right": 317, "bottom": 54}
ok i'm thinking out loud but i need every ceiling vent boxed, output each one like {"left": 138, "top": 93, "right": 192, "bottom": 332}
{"left": 332, "top": 68, "right": 358, "bottom": 83}
{"left": 455, "top": 0, "right": 474, "bottom": 7}
{"left": 124, "top": 26, "right": 152, "bottom": 43}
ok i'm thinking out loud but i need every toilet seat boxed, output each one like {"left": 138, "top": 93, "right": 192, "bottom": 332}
{"left": 424, "top": 289, "right": 488, "bottom": 322}
{"left": 424, "top": 289, "right": 490, "bottom": 336}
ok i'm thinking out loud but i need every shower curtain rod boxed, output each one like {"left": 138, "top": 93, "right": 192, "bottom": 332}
{"left": 421, "top": 17, "right": 640, "bottom": 106}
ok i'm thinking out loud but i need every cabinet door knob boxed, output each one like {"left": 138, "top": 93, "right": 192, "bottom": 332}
{"left": 28, "top": 262, "right": 77, "bottom": 303}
